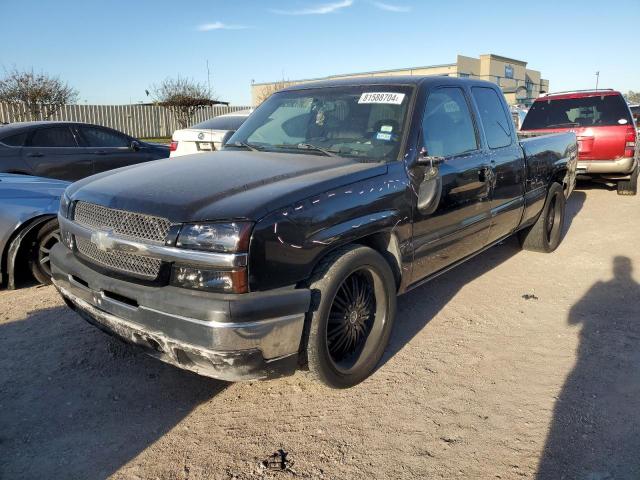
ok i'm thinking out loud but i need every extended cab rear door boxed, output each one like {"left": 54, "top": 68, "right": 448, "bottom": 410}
{"left": 470, "top": 86, "right": 526, "bottom": 242}
{"left": 410, "top": 85, "right": 492, "bottom": 281}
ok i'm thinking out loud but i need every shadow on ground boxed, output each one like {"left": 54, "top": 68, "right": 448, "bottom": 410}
{"left": 0, "top": 305, "right": 225, "bottom": 479}
{"left": 537, "top": 256, "right": 640, "bottom": 479}
{"left": 382, "top": 191, "right": 585, "bottom": 368}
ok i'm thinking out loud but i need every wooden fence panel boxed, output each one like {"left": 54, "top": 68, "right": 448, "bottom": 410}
{"left": 0, "top": 102, "right": 251, "bottom": 138}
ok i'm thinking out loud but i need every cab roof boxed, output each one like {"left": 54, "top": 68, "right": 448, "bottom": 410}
{"left": 279, "top": 75, "right": 500, "bottom": 92}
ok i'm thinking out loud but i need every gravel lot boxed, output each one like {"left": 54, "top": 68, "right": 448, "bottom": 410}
{"left": 1, "top": 184, "right": 639, "bottom": 480}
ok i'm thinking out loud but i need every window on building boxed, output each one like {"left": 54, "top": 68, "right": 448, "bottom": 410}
{"left": 505, "top": 65, "right": 514, "bottom": 79}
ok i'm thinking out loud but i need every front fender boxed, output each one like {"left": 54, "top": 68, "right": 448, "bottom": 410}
{"left": 249, "top": 164, "right": 413, "bottom": 291}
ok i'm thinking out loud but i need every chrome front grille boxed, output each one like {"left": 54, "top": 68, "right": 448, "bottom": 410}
{"left": 75, "top": 237, "right": 162, "bottom": 279}
{"left": 73, "top": 201, "right": 171, "bottom": 244}
{"left": 72, "top": 201, "right": 171, "bottom": 279}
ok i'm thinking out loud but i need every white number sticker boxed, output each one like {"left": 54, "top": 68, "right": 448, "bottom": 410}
{"left": 358, "top": 92, "right": 405, "bottom": 105}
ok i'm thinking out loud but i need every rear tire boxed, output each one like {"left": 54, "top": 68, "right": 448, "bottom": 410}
{"left": 28, "top": 219, "right": 61, "bottom": 285}
{"left": 617, "top": 163, "right": 638, "bottom": 196}
{"left": 304, "top": 245, "right": 397, "bottom": 388}
{"left": 519, "top": 182, "right": 566, "bottom": 253}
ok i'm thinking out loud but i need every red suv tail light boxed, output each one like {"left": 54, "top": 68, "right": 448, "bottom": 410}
{"left": 169, "top": 141, "right": 178, "bottom": 152}
{"left": 624, "top": 126, "right": 636, "bottom": 157}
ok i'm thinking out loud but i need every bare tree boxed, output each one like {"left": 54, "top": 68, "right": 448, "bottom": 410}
{"left": 0, "top": 68, "right": 78, "bottom": 121}
{"left": 254, "top": 80, "right": 293, "bottom": 105}
{"left": 151, "top": 77, "right": 218, "bottom": 128}
{"left": 624, "top": 91, "right": 640, "bottom": 104}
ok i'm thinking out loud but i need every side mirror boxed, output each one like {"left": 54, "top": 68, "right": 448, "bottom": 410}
{"left": 417, "top": 147, "right": 444, "bottom": 173}
{"left": 130, "top": 140, "right": 141, "bottom": 151}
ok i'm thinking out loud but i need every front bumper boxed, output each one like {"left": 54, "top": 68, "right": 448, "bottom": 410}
{"left": 50, "top": 243, "right": 311, "bottom": 381}
{"left": 577, "top": 157, "right": 637, "bottom": 178}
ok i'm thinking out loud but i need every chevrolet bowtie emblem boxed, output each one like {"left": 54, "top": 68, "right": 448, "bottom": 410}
{"left": 91, "top": 229, "right": 116, "bottom": 252}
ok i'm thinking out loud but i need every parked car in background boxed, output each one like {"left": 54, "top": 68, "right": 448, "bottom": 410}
{"left": 630, "top": 104, "right": 640, "bottom": 126}
{"left": 0, "top": 173, "right": 68, "bottom": 288}
{"left": 510, "top": 105, "right": 529, "bottom": 130}
{"left": 521, "top": 90, "right": 638, "bottom": 195}
{"left": 169, "top": 110, "right": 251, "bottom": 157}
{"left": 0, "top": 121, "right": 169, "bottom": 181}
{"left": 51, "top": 77, "right": 576, "bottom": 388}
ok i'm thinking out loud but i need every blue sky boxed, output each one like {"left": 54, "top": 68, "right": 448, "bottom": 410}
{"left": 2, "top": 0, "right": 639, "bottom": 106}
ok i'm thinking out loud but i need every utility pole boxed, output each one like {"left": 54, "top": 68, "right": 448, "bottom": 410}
{"left": 206, "top": 60, "right": 212, "bottom": 98}
{"left": 595, "top": 71, "right": 600, "bottom": 91}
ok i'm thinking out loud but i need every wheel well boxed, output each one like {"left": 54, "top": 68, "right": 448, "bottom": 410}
{"left": 353, "top": 232, "right": 403, "bottom": 291}
{"left": 1, "top": 215, "right": 55, "bottom": 288}
{"left": 552, "top": 168, "right": 568, "bottom": 194}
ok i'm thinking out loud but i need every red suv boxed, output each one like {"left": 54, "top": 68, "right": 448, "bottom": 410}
{"left": 521, "top": 90, "right": 638, "bottom": 195}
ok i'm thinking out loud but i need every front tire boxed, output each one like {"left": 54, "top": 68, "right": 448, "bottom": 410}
{"left": 304, "top": 245, "right": 397, "bottom": 388}
{"left": 28, "top": 219, "right": 61, "bottom": 285}
{"left": 617, "top": 163, "right": 638, "bottom": 196}
{"left": 519, "top": 182, "right": 566, "bottom": 253}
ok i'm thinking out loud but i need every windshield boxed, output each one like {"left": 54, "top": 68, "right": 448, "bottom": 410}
{"left": 522, "top": 94, "right": 632, "bottom": 130}
{"left": 191, "top": 115, "right": 248, "bottom": 130}
{"left": 227, "top": 85, "right": 413, "bottom": 162}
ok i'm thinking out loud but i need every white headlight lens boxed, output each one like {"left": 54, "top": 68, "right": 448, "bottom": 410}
{"left": 176, "top": 222, "right": 252, "bottom": 252}
{"left": 59, "top": 192, "right": 71, "bottom": 218}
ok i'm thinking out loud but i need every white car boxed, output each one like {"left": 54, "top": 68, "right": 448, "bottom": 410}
{"left": 169, "top": 110, "right": 251, "bottom": 157}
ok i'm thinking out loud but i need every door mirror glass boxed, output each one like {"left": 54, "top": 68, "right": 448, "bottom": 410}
{"left": 130, "top": 140, "right": 141, "bottom": 151}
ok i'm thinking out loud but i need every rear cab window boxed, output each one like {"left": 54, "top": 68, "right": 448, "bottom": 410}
{"left": 522, "top": 93, "right": 632, "bottom": 130}
{"left": 472, "top": 87, "right": 513, "bottom": 149}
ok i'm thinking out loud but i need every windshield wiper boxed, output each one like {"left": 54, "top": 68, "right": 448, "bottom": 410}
{"left": 274, "top": 143, "right": 337, "bottom": 157}
{"left": 227, "top": 141, "right": 262, "bottom": 151}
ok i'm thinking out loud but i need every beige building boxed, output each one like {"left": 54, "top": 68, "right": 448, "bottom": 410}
{"left": 251, "top": 53, "right": 549, "bottom": 106}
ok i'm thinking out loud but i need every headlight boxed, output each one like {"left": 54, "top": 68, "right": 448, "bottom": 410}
{"left": 173, "top": 222, "right": 252, "bottom": 293}
{"left": 59, "top": 191, "right": 71, "bottom": 218}
{"left": 176, "top": 222, "right": 252, "bottom": 253}
{"left": 170, "top": 266, "right": 248, "bottom": 293}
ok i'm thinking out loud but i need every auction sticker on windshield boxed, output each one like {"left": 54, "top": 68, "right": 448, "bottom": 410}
{"left": 358, "top": 92, "right": 405, "bottom": 104}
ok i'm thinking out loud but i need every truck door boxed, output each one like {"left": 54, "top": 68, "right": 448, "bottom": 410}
{"left": 410, "top": 86, "right": 492, "bottom": 281}
{"left": 471, "top": 86, "right": 526, "bottom": 242}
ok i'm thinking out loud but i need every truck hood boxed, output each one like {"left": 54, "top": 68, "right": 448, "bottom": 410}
{"left": 66, "top": 150, "right": 388, "bottom": 222}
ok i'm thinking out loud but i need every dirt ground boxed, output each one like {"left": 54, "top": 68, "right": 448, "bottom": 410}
{"left": 1, "top": 184, "right": 639, "bottom": 480}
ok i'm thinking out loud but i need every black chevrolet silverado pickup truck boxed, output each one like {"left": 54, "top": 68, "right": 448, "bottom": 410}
{"left": 50, "top": 77, "right": 577, "bottom": 388}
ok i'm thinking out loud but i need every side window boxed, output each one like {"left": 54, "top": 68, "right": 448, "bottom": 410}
{"left": 1, "top": 132, "right": 27, "bottom": 146}
{"left": 421, "top": 88, "right": 478, "bottom": 157}
{"left": 80, "top": 127, "right": 130, "bottom": 147}
{"left": 472, "top": 87, "right": 513, "bottom": 149}
{"left": 30, "top": 127, "right": 77, "bottom": 147}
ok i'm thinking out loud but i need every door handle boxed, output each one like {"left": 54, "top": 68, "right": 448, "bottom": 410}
{"left": 478, "top": 166, "right": 490, "bottom": 183}
{"left": 94, "top": 151, "right": 107, "bottom": 155}
{"left": 27, "top": 152, "right": 44, "bottom": 157}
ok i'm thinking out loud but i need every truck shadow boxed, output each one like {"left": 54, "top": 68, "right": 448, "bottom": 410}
{"left": 381, "top": 191, "right": 585, "bottom": 369}
{"left": 0, "top": 305, "right": 226, "bottom": 480}
{"left": 536, "top": 256, "right": 640, "bottom": 479}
